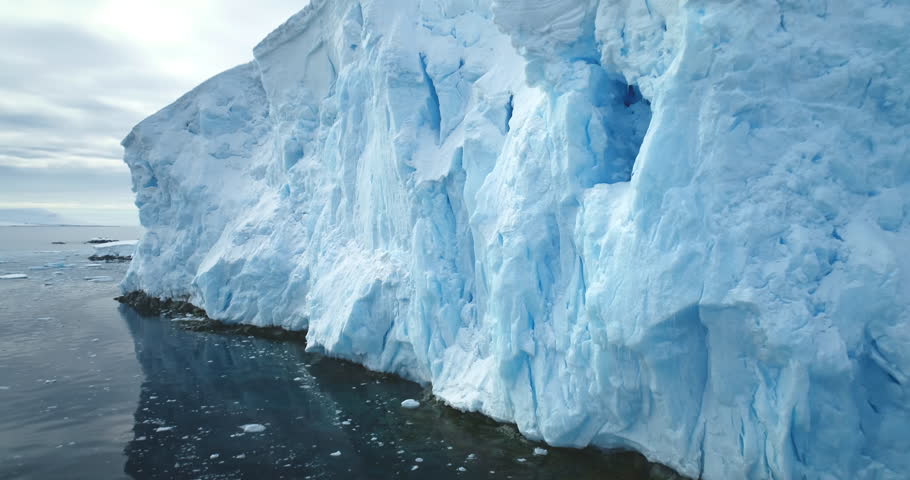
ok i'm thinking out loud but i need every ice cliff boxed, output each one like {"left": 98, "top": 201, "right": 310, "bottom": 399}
{"left": 121, "top": 1, "right": 910, "bottom": 478}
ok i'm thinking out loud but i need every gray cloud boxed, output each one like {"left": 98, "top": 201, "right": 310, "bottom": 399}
{"left": 0, "top": 2, "right": 305, "bottom": 225}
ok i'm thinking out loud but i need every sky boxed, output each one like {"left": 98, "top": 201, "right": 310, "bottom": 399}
{"left": 0, "top": 0, "right": 305, "bottom": 225}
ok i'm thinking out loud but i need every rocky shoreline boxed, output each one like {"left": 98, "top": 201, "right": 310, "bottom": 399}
{"left": 115, "top": 290, "right": 308, "bottom": 342}
{"left": 89, "top": 254, "right": 132, "bottom": 262}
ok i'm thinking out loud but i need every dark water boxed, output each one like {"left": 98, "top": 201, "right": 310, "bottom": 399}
{"left": 0, "top": 227, "right": 683, "bottom": 479}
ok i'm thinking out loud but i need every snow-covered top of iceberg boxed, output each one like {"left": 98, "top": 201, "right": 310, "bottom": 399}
{"left": 121, "top": 1, "right": 910, "bottom": 479}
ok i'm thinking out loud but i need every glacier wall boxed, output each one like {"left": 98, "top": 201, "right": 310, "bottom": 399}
{"left": 121, "top": 0, "right": 910, "bottom": 478}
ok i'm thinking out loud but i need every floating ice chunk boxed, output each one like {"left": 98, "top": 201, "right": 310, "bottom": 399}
{"left": 239, "top": 423, "right": 266, "bottom": 433}
{"left": 0, "top": 274, "right": 27, "bottom": 280}
{"left": 155, "top": 426, "right": 175, "bottom": 432}
{"left": 400, "top": 399, "right": 420, "bottom": 409}
{"left": 415, "top": 457, "right": 423, "bottom": 463}
{"left": 466, "top": 453, "right": 476, "bottom": 460}
{"left": 210, "top": 453, "right": 220, "bottom": 459}
{"left": 516, "top": 458, "right": 527, "bottom": 463}
{"left": 457, "top": 466, "right": 466, "bottom": 472}
{"left": 411, "top": 466, "right": 419, "bottom": 471}
{"left": 533, "top": 447, "right": 548, "bottom": 456}
{"left": 0, "top": 386, "right": 10, "bottom": 390}
{"left": 330, "top": 450, "right": 341, "bottom": 457}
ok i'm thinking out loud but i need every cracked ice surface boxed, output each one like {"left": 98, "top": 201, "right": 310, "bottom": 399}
{"left": 121, "top": 1, "right": 910, "bottom": 479}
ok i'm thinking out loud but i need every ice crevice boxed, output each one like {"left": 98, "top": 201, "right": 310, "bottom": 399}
{"left": 120, "top": 1, "right": 910, "bottom": 479}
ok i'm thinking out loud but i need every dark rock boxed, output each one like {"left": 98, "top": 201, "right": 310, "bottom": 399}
{"left": 89, "top": 255, "right": 132, "bottom": 262}
{"left": 116, "top": 290, "right": 308, "bottom": 344}
{"left": 86, "top": 238, "right": 118, "bottom": 244}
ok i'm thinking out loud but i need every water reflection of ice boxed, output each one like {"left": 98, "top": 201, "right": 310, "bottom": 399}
{"left": 119, "top": 307, "right": 683, "bottom": 480}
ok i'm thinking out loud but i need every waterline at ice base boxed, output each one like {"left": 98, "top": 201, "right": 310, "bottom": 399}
{"left": 120, "top": 1, "right": 910, "bottom": 478}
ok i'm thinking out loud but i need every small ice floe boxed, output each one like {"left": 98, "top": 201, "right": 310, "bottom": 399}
{"left": 400, "top": 399, "right": 420, "bottom": 409}
{"left": 330, "top": 451, "right": 342, "bottom": 457}
{"left": 84, "top": 276, "right": 114, "bottom": 283}
{"left": 411, "top": 466, "right": 419, "bottom": 471}
{"left": 209, "top": 454, "right": 220, "bottom": 460}
{"left": 415, "top": 458, "right": 423, "bottom": 463}
{"left": 466, "top": 453, "right": 476, "bottom": 460}
{"left": 293, "top": 377, "right": 303, "bottom": 381}
{"left": 0, "top": 274, "right": 27, "bottom": 280}
{"left": 533, "top": 447, "right": 548, "bottom": 456}
{"left": 234, "top": 454, "right": 246, "bottom": 459}
{"left": 135, "top": 436, "right": 146, "bottom": 441}
{"left": 457, "top": 467, "right": 467, "bottom": 472}
{"left": 155, "top": 426, "right": 175, "bottom": 432}
{"left": 239, "top": 424, "right": 266, "bottom": 433}
{"left": 0, "top": 386, "right": 10, "bottom": 390}
{"left": 516, "top": 458, "right": 527, "bottom": 463}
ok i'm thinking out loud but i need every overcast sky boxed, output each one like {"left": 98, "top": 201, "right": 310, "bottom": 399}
{"left": 0, "top": 0, "right": 304, "bottom": 225}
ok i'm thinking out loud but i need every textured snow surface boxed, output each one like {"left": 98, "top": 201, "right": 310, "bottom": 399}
{"left": 121, "top": 1, "right": 910, "bottom": 479}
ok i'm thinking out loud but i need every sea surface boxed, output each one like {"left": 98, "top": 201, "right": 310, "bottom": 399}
{"left": 0, "top": 226, "right": 683, "bottom": 479}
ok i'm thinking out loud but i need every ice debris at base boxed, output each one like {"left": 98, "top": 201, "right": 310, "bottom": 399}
{"left": 239, "top": 423, "right": 266, "bottom": 433}
{"left": 0, "top": 274, "right": 27, "bottom": 280}
{"left": 121, "top": 1, "right": 910, "bottom": 479}
{"left": 400, "top": 399, "right": 420, "bottom": 409}
{"left": 533, "top": 448, "right": 548, "bottom": 456}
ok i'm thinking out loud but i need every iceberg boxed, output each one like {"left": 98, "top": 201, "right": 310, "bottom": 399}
{"left": 90, "top": 240, "right": 138, "bottom": 261}
{"left": 120, "top": 1, "right": 910, "bottom": 479}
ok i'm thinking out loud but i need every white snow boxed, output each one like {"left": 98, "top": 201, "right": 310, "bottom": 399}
{"left": 91, "top": 240, "right": 137, "bottom": 258}
{"left": 400, "top": 399, "right": 420, "bottom": 409}
{"left": 239, "top": 423, "right": 266, "bottom": 433}
{"left": 0, "top": 274, "right": 27, "bottom": 280}
{"left": 120, "top": 1, "right": 910, "bottom": 479}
